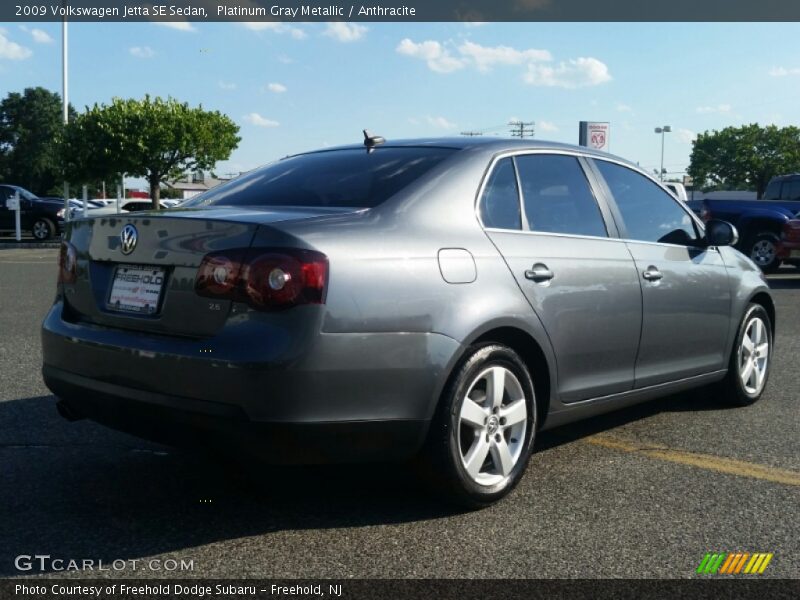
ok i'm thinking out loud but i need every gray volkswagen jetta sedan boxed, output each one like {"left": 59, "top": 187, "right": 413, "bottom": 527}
{"left": 42, "top": 137, "right": 774, "bottom": 506}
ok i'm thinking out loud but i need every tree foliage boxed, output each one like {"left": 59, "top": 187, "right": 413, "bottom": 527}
{"left": 0, "top": 87, "right": 75, "bottom": 195}
{"left": 66, "top": 96, "right": 240, "bottom": 208}
{"left": 688, "top": 124, "right": 800, "bottom": 198}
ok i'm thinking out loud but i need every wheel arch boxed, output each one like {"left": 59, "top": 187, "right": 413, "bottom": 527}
{"left": 749, "top": 291, "right": 776, "bottom": 337}
{"left": 462, "top": 324, "right": 554, "bottom": 429}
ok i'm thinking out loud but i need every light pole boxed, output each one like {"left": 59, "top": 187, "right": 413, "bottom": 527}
{"left": 654, "top": 125, "right": 671, "bottom": 181}
{"left": 62, "top": 5, "right": 70, "bottom": 219}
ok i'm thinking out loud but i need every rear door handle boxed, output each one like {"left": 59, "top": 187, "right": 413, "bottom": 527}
{"left": 642, "top": 266, "right": 663, "bottom": 281}
{"left": 525, "top": 263, "right": 554, "bottom": 282}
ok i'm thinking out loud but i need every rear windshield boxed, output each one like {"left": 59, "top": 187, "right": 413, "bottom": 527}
{"left": 183, "top": 147, "right": 457, "bottom": 209}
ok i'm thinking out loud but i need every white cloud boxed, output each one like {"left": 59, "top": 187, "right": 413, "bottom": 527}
{"left": 243, "top": 113, "right": 280, "bottom": 127}
{"left": 524, "top": 57, "right": 612, "bottom": 88}
{"left": 425, "top": 115, "right": 457, "bottom": 129}
{"left": 20, "top": 26, "right": 53, "bottom": 44}
{"left": 769, "top": 66, "right": 800, "bottom": 77}
{"left": 266, "top": 82, "right": 287, "bottom": 93}
{"left": 677, "top": 128, "right": 697, "bottom": 144}
{"left": 241, "top": 22, "right": 306, "bottom": 39}
{"left": 457, "top": 41, "right": 550, "bottom": 72}
{"left": 218, "top": 81, "right": 237, "bottom": 90}
{"left": 463, "top": 22, "right": 488, "bottom": 27}
{"left": 155, "top": 21, "right": 197, "bottom": 32}
{"left": 0, "top": 31, "right": 32, "bottom": 60}
{"left": 695, "top": 104, "right": 732, "bottom": 114}
{"left": 397, "top": 38, "right": 610, "bottom": 89}
{"left": 396, "top": 39, "right": 465, "bottom": 73}
{"left": 129, "top": 46, "right": 155, "bottom": 59}
{"left": 323, "top": 22, "right": 367, "bottom": 43}
{"left": 538, "top": 120, "right": 559, "bottom": 133}
{"left": 616, "top": 103, "right": 632, "bottom": 112}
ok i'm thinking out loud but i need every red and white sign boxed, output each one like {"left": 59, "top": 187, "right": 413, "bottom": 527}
{"left": 579, "top": 121, "right": 611, "bottom": 152}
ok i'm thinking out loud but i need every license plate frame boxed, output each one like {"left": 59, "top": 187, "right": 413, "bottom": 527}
{"left": 107, "top": 264, "right": 166, "bottom": 315}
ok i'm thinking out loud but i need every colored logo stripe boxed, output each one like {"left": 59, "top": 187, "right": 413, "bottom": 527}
{"left": 697, "top": 552, "right": 773, "bottom": 574}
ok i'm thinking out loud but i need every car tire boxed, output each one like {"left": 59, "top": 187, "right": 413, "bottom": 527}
{"left": 422, "top": 344, "right": 537, "bottom": 508}
{"left": 31, "top": 218, "right": 55, "bottom": 241}
{"left": 718, "top": 303, "right": 772, "bottom": 407}
{"left": 746, "top": 233, "right": 781, "bottom": 273}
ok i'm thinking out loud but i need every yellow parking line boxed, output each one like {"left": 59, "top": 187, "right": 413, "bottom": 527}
{"left": 586, "top": 434, "right": 800, "bottom": 487}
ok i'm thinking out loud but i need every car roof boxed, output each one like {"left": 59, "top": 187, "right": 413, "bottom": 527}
{"left": 291, "top": 136, "right": 637, "bottom": 168}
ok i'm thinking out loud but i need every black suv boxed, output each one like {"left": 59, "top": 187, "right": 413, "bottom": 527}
{"left": 0, "top": 185, "right": 65, "bottom": 240}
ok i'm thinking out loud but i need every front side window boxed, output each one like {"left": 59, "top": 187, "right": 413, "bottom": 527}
{"left": 594, "top": 160, "right": 700, "bottom": 246}
{"left": 183, "top": 147, "right": 457, "bottom": 209}
{"left": 479, "top": 158, "right": 521, "bottom": 230}
{"left": 515, "top": 154, "right": 608, "bottom": 238}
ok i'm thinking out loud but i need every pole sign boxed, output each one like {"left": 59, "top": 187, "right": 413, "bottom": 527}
{"left": 579, "top": 121, "right": 611, "bottom": 152}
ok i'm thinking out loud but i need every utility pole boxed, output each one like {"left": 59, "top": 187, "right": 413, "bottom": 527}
{"left": 62, "top": 5, "right": 70, "bottom": 220}
{"left": 509, "top": 121, "right": 535, "bottom": 138}
{"left": 460, "top": 131, "right": 483, "bottom": 137}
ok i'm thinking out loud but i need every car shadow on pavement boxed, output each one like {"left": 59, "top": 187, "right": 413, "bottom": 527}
{"left": 0, "top": 388, "right": 741, "bottom": 576}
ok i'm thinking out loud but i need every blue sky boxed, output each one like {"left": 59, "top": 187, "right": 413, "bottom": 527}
{"left": 1, "top": 21, "right": 799, "bottom": 187}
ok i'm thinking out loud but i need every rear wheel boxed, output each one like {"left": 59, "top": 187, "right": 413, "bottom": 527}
{"left": 31, "top": 218, "right": 55, "bottom": 241}
{"left": 746, "top": 233, "right": 781, "bottom": 273}
{"left": 423, "top": 344, "right": 537, "bottom": 508}
{"left": 718, "top": 303, "right": 772, "bottom": 406}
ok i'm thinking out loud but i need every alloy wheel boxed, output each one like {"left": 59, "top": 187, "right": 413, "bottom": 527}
{"left": 738, "top": 316, "right": 769, "bottom": 395}
{"left": 33, "top": 221, "right": 50, "bottom": 240}
{"left": 458, "top": 366, "right": 528, "bottom": 486}
{"left": 750, "top": 240, "right": 776, "bottom": 268}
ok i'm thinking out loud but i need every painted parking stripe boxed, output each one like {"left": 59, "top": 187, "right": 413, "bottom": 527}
{"left": 585, "top": 434, "right": 800, "bottom": 487}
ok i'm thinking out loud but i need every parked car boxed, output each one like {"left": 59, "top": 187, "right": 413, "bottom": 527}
{"left": 0, "top": 185, "right": 65, "bottom": 240}
{"left": 663, "top": 181, "right": 688, "bottom": 202}
{"left": 686, "top": 186, "right": 800, "bottom": 271}
{"left": 42, "top": 137, "right": 774, "bottom": 506}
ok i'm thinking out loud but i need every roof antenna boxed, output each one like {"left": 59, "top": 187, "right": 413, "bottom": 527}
{"left": 363, "top": 129, "right": 386, "bottom": 152}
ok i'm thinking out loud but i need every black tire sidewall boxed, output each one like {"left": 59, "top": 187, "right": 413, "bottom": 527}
{"left": 442, "top": 344, "right": 537, "bottom": 504}
{"left": 727, "top": 303, "right": 772, "bottom": 405}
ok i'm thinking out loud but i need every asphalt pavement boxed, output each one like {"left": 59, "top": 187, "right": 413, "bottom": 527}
{"left": 1, "top": 248, "right": 798, "bottom": 579}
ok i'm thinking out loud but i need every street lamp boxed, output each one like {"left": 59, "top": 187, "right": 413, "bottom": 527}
{"left": 654, "top": 125, "right": 671, "bottom": 182}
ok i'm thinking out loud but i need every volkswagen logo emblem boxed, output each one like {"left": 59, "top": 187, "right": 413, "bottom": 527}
{"left": 120, "top": 224, "right": 138, "bottom": 255}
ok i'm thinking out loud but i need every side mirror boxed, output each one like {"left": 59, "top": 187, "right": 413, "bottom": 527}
{"left": 705, "top": 219, "right": 739, "bottom": 247}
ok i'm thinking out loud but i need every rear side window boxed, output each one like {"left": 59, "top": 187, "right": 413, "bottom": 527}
{"left": 763, "top": 180, "right": 782, "bottom": 200}
{"left": 781, "top": 180, "right": 800, "bottom": 200}
{"left": 479, "top": 158, "right": 521, "bottom": 230}
{"left": 515, "top": 154, "right": 608, "bottom": 238}
{"left": 594, "top": 160, "right": 700, "bottom": 246}
{"left": 183, "top": 147, "right": 456, "bottom": 209}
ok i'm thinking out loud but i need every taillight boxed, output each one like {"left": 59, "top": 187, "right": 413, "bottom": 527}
{"left": 700, "top": 201, "right": 711, "bottom": 223}
{"left": 195, "top": 248, "right": 328, "bottom": 311}
{"left": 782, "top": 220, "right": 800, "bottom": 242}
{"left": 57, "top": 241, "right": 77, "bottom": 284}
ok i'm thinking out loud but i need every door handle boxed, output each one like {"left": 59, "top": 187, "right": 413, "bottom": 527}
{"left": 525, "top": 263, "right": 554, "bottom": 282}
{"left": 642, "top": 266, "right": 663, "bottom": 281}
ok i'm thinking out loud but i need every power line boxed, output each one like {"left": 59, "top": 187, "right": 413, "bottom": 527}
{"left": 509, "top": 120, "right": 535, "bottom": 138}
{"left": 460, "top": 131, "right": 484, "bottom": 137}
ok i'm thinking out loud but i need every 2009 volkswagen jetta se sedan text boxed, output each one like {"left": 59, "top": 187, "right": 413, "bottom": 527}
{"left": 42, "top": 137, "right": 774, "bottom": 506}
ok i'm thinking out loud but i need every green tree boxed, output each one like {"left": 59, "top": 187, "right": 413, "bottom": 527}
{"left": 66, "top": 96, "right": 240, "bottom": 209}
{"left": 0, "top": 87, "right": 75, "bottom": 195}
{"left": 688, "top": 124, "right": 800, "bottom": 198}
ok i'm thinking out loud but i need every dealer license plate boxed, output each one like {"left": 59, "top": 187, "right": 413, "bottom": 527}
{"left": 790, "top": 249, "right": 800, "bottom": 258}
{"left": 108, "top": 264, "right": 166, "bottom": 314}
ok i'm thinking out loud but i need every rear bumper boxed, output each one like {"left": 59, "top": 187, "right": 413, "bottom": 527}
{"left": 41, "top": 301, "right": 462, "bottom": 463}
{"left": 777, "top": 240, "right": 800, "bottom": 261}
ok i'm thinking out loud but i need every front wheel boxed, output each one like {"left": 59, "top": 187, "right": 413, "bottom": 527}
{"left": 746, "top": 233, "right": 781, "bottom": 273}
{"left": 718, "top": 303, "right": 772, "bottom": 406}
{"left": 423, "top": 344, "right": 537, "bottom": 508}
